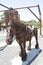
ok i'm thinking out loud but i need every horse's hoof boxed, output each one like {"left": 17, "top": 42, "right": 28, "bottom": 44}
{"left": 35, "top": 44, "right": 39, "bottom": 49}
{"left": 22, "top": 56, "right": 26, "bottom": 61}
{"left": 21, "top": 53, "right": 27, "bottom": 61}
{"left": 27, "top": 46, "right": 31, "bottom": 50}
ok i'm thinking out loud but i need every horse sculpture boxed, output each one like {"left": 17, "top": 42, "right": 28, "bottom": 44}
{"left": 6, "top": 20, "right": 39, "bottom": 61}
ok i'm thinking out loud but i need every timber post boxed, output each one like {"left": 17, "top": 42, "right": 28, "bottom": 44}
{"left": 38, "top": 5, "right": 42, "bottom": 35}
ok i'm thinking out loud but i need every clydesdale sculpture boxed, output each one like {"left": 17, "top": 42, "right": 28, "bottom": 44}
{"left": 6, "top": 20, "right": 39, "bottom": 61}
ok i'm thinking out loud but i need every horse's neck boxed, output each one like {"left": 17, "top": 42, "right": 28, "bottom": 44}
{"left": 14, "top": 22, "right": 26, "bottom": 35}
{"left": 14, "top": 22, "right": 21, "bottom": 34}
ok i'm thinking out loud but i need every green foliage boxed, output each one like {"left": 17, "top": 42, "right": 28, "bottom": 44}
{"left": 22, "top": 20, "right": 40, "bottom": 29}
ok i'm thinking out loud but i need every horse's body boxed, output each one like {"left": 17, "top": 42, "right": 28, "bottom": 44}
{"left": 6, "top": 20, "right": 39, "bottom": 61}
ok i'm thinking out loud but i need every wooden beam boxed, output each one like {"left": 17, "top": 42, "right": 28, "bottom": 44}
{"left": 27, "top": 8, "right": 40, "bottom": 21}
{"left": 0, "top": 4, "right": 38, "bottom": 12}
{"left": 0, "top": 3, "right": 10, "bottom": 9}
{"left": 38, "top": 5, "right": 42, "bottom": 35}
{"left": 13, "top": 5, "right": 38, "bottom": 10}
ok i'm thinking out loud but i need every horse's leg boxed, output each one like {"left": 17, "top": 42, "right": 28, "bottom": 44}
{"left": 19, "top": 42, "right": 26, "bottom": 56}
{"left": 27, "top": 40, "right": 31, "bottom": 50}
{"left": 21, "top": 43, "right": 27, "bottom": 61}
{"left": 19, "top": 40, "right": 27, "bottom": 61}
{"left": 34, "top": 29, "right": 39, "bottom": 49}
{"left": 35, "top": 35, "right": 39, "bottom": 49}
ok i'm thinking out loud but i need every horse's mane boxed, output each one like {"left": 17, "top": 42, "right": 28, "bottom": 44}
{"left": 10, "top": 20, "right": 32, "bottom": 36}
{"left": 10, "top": 21, "right": 26, "bottom": 34}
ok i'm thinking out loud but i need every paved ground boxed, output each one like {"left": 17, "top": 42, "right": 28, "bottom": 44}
{"left": 0, "top": 29, "right": 43, "bottom": 65}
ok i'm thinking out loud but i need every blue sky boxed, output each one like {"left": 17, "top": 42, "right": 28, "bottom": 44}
{"left": 0, "top": 0, "right": 43, "bottom": 21}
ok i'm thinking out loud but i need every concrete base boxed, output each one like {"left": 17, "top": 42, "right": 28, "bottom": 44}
{"left": 11, "top": 48, "right": 41, "bottom": 65}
